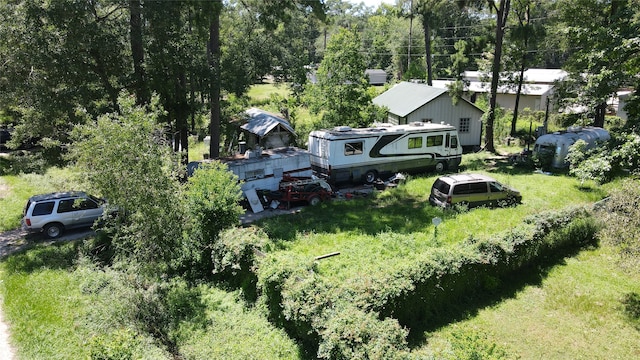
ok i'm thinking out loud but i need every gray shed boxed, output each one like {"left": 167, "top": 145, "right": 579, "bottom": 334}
{"left": 241, "top": 108, "right": 296, "bottom": 149}
{"left": 365, "top": 69, "right": 387, "bottom": 85}
{"left": 372, "top": 82, "right": 484, "bottom": 149}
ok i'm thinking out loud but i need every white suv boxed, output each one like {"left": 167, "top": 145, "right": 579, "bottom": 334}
{"left": 22, "top": 191, "right": 105, "bottom": 239}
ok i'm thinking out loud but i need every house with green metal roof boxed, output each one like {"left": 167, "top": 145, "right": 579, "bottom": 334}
{"left": 372, "top": 81, "right": 484, "bottom": 149}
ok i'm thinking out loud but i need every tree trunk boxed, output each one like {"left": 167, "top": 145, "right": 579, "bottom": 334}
{"left": 594, "top": 102, "right": 606, "bottom": 128}
{"left": 511, "top": 3, "right": 531, "bottom": 137}
{"left": 422, "top": 15, "right": 433, "bottom": 86}
{"left": 208, "top": 8, "right": 221, "bottom": 159}
{"left": 511, "top": 60, "right": 526, "bottom": 136}
{"left": 129, "top": 0, "right": 149, "bottom": 105}
{"left": 486, "top": 0, "right": 511, "bottom": 153}
{"left": 178, "top": 72, "right": 189, "bottom": 165}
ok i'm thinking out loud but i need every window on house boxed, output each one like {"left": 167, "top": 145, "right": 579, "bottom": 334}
{"left": 459, "top": 118, "right": 470, "bottom": 133}
{"left": 344, "top": 141, "right": 363, "bottom": 156}
{"left": 408, "top": 137, "right": 422, "bottom": 149}
{"left": 426, "top": 135, "right": 443, "bottom": 147}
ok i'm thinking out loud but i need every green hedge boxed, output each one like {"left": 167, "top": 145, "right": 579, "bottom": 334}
{"left": 253, "top": 207, "right": 598, "bottom": 358}
{"left": 370, "top": 207, "right": 598, "bottom": 329}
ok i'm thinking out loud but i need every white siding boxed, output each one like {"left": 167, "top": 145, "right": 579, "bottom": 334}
{"left": 403, "top": 95, "right": 483, "bottom": 147}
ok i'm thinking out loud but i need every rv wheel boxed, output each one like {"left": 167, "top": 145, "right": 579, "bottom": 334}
{"left": 434, "top": 161, "right": 446, "bottom": 173}
{"left": 364, "top": 170, "right": 377, "bottom": 184}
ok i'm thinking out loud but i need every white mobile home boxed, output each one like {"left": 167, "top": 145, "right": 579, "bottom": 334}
{"left": 188, "top": 146, "right": 312, "bottom": 192}
{"left": 308, "top": 122, "right": 462, "bottom": 184}
{"left": 533, "top": 126, "right": 610, "bottom": 168}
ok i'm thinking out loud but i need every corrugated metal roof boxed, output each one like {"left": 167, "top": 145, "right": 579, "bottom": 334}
{"left": 241, "top": 108, "right": 295, "bottom": 137}
{"left": 372, "top": 82, "right": 447, "bottom": 117}
{"left": 431, "top": 79, "right": 553, "bottom": 96}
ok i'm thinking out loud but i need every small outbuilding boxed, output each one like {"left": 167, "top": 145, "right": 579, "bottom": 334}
{"left": 372, "top": 81, "right": 484, "bottom": 149}
{"left": 241, "top": 107, "right": 296, "bottom": 149}
{"left": 365, "top": 69, "right": 387, "bottom": 85}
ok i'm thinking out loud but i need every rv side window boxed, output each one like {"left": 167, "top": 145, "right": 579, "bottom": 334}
{"left": 426, "top": 135, "right": 443, "bottom": 147}
{"left": 344, "top": 142, "right": 363, "bottom": 156}
{"left": 450, "top": 135, "right": 458, "bottom": 148}
{"left": 408, "top": 137, "right": 422, "bottom": 149}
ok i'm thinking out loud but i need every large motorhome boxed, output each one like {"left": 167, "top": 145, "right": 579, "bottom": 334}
{"left": 308, "top": 122, "right": 462, "bottom": 184}
{"left": 532, "top": 126, "right": 610, "bottom": 168}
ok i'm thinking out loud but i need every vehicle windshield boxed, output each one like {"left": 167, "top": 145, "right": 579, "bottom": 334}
{"left": 432, "top": 179, "right": 450, "bottom": 195}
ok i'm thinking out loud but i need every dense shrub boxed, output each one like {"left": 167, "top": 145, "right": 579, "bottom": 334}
{"left": 596, "top": 179, "right": 640, "bottom": 271}
{"left": 180, "top": 161, "right": 244, "bottom": 279}
{"left": 567, "top": 132, "right": 640, "bottom": 184}
{"left": 76, "top": 264, "right": 191, "bottom": 358}
{"left": 317, "top": 306, "right": 409, "bottom": 360}
{"left": 621, "top": 292, "right": 640, "bottom": 330}
{"left": 256, "top": 207, "right": 597, "bottom": 358}
{"left": 68, "top": 94, "right": 185, "bottom": 274}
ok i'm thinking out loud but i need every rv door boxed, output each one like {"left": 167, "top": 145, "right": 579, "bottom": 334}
{"left": 444, "top": 133, "right": 459, "bottom": 156}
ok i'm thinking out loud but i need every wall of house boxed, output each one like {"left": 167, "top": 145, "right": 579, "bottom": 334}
{"left": 402, "top": 95, "right": 483, "bottom": 147}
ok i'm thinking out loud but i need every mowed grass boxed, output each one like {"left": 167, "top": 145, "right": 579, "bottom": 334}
{"left": 247, "top": 82, "right": 291, "bottom": 101}
{"left": 415, "top": 246, "right": 640, "bottom": 359}
{"left": 0, "top": 243, "right": 94, "bottom": 359}
{"left": 0, "top": 167, "right": 77, "bottom": 231}
{"left": 258, "top": 168, "right": 607, "bottom": 283}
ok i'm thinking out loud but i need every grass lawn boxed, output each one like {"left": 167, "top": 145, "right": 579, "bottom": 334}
{"left": 1, "top": 150, "right": 637, "bottom": 359}
{"left": 258, "top": 165, "right": 607, "bottom": 284}
{"left": 0, "top": 168, "right": 76, "bottom": 232}
{"left": 415, "top": 245, "right": 640, "bottom": 359}
{"left": 247, "top": 82, "right": 291, "bottom": 101}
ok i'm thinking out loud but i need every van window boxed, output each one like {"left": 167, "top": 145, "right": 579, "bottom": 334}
{"left": 452, "top": 184, "right": 469, "bottom": 195}
{"left": 344, "top": 142, "right": 363, "bottom": 156}
{"left": 489, "top": 182, "right": 504, "bottom": 192}
{"left": 32, "top": 202, "right": 55, "bottom": 216}
{"left": 408, "top": 137, "right": 422, "bottom": 149}
{"left": 454, "top": 182, "right": 487, "bottom": 195}
{"left": 432, "top": 179, "right": 450, "bottom": 194}
{"left": 426, "top": 135, "right": 443, "bottom": 147}
{"left": 469, "top": 182, "right": 487, "bottom": 194}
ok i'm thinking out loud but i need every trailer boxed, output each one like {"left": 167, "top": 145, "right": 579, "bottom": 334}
{"left": 532, "top": 126, "right": 610, "bottom": 168}
{"left": 187, "top": 147, "right": 313, "bottom": 213}
{"left": 263, "top": 176, "right": 333, "bottom": 209}
{"left": 308, "top": 122, "right": 462, "bottom": 184}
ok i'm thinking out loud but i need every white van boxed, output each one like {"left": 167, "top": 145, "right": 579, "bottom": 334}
{"left": 308, "top": 122, "right": 462, "bottom": 184}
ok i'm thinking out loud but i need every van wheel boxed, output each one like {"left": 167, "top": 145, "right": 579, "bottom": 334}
{"left": 364, "top": 170, "right": 377, "bottom": 184}
{"left": 435, "top": 161, "right": 446, "bottom": 173}
{"left": 44, "top": 223, "right": 64, "bottom": 239}
{"left": 497, "top": 199, "right": 510, "bottom": 208}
